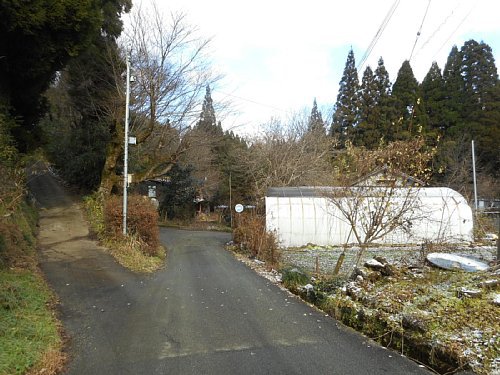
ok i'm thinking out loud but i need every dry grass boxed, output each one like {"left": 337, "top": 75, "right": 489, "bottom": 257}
{"left": 83, "top": 193, "right": 166, "bottom": 273}
{"left": 26, "top": 348, "right": 66, "bottom": 375}
{"left": 233, "top": 213, "right": 281, "bottom": 267}
{"left": 104, "top": 235, "right": 166, "bottom": 273}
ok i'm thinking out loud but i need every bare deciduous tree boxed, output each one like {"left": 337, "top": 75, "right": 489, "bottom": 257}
{"left": 325, "top": 138, "right": 436, "bottom": 264}
{"left": 242, "top": 114, "right": 336, "bottom": 200}
{"left": 100, "top": 4, "right": 221, "bottom": 193}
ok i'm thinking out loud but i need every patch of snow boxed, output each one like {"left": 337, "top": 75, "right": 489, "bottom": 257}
{"left": 304, "top": 284, "right": 314, "bottom": 291}
{"left": 426, "top": 253, "right": 489, "bottom": 272}
{"left": 364, "top": 259, "right": 384, "bottom": 269}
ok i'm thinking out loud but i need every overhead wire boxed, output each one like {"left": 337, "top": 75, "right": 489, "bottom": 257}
{"left": 217, "top": 90, "right": 288, "bottom": 113}
{"left": 416, "top": 1, "right": 462, "bottom": 56}
{"left": 356, "top": 0, "right": 401, "bottom": 73}
{"left": 409, "top": 0, "right": 432, "bottom": 62}
{"left": 432, "top": 3, "right": 476, "bottom": 60}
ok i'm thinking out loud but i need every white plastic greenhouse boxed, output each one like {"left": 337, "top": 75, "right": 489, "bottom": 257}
{"left": 265, "top": 186, "right": 473, "bottom": 248}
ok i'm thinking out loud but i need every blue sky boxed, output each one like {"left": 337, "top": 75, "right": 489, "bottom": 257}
{"left": 129, "top": 0, "right": 500, "bottom": 136}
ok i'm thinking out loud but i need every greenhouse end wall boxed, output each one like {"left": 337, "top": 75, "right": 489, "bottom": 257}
{"left": 265, "top": 187, "right": 473, "bottom": 248}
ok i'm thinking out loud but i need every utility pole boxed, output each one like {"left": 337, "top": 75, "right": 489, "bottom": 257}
{"left": 123, "top": 55, "right": 131, "bottom": 236}
{"left": 472, "top": 140, "right": 478, "bottom": 211}
{"left": 229, "top": 172, "right": 233, "bottom": 228}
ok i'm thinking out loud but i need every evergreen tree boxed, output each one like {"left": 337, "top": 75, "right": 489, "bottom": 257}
{"left": 308, "top": 98, "right": 325, "bottom": 133}
{"left": 474, "top": 82, "right": 500, "bottom": 175}
{"left": 460, "top": 40, "right": 499, "bottom": 113}
{"left": 213, "top": 131, "right": 251, "bottom": 205}
{"left": 374, "top": 57, "right": 391, "bottom": 99}
{"left": 159, "top": 164, "right": 197, "bottom": 220}
{"left": 434, "top": 40, "right": 500, "bottom": 187}
{"left": 442, "top": 45, "right": 465, "bottom": 135}
{"left": 197, "top": 85, "right": 221, "bottom": 135}
{"left": 459, "top": 40, "right": 500, "bottom": 175}
{"left": 42, "top": 1, "right": 131, "bottom": 191}
{"left": 391, "top": 60, "right": 428, "bottom": 140}
{"left": 331, "top": 49, "right": 359, "bottom": 146}
{"left": 421, "top": 62, "right": 446, "bottom": 133}
{"left": 47, "top": 40, "right": 119, "bottom": 191}
{"left": 356, "top": 66, "right": 380, "bottom": 148}
{"left": 0, "top": 0, "right": 131, "bottom": 152}
{"left": 373, "top": 57, "right": 397, "bottom": 145}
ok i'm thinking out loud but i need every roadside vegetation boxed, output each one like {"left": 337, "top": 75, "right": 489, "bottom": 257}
{"left": 288, "top": 260, "right": 499, "bottom": 374}
{"left": 0, "top": 160, "right": 65, "bottom": 375}
{"left": 230, "top": 233, "right": 499, "bottom": 374}
{"left": 232, "top": 213, "right": 281, "bottom": 267}
{"left": 83, "top": 193, "right": 165, "bottom": 273}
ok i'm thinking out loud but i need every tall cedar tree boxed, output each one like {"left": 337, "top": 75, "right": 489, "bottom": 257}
{"left": 190, "top": 86, "right": 251, "bottom": 205}
{"left": 441, "top": 45, "right": 465, "bottom": 135}
{"left": 213, "top": 131, "right": 251, "bottom": 205}
{"left": 331, "top": 49, "right": 359, "bottom": 146}
{"left": 436, "top": 45, "right": 469, "bottom": 187}
{"left": 308, "top": 98, "right": 325, "bottom": 133}
{"left": 391, "top": 60, "right": 428, "bottom": 140}
{"left": 356, "top": 66, "right": 380, "bottom": 148}
{"left": 421, "top": 62, "right": 446, "bottom": 134}
{"left": 189, "top": 85, "right": 223, "bottom": 204}
{"left": 373, "top": 57, "right": 397, "bottom": 145}
{"left": 197, "top": 85, "right": 221, "bottom": 136}
{"left": 459, "top": 40, "right": 500, "bottom": 175}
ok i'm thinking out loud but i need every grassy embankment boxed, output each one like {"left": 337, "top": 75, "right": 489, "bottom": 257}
{"left": 280, "top": 256, "right": 499, "bottom": 374}
{"left": 0, "top": 198, "right": 64, "bottom": 375}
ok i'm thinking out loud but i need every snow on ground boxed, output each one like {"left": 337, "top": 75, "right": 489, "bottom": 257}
{"left": 281, "top": 244, "right": 497, "bottom": 276}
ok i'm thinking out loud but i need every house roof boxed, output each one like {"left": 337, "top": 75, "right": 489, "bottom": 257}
{"left": 351, "top": 165, "right": 426, "bottom": 187}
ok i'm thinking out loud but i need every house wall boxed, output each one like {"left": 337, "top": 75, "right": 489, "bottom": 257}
{"left": 265, "top": 187, "right": 473, "bottom": 247}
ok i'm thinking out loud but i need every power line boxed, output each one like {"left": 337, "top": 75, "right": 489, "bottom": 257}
{"left": 216, "top": 90, "right": 288, "bottom": 113}
{"left": 432, "top": 3, "right": 475, "bottom": 60}
{"left": 357, "top": 0, "right": 401, "bottom": 73}
{"left": 409, "top": 0, "right": 432, "bottom": 62}
{"left": 416, "top": 1, "right": 461, "bottom": 56}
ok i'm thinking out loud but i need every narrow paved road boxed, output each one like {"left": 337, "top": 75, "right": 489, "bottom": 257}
{"left": 30, "top": 168, "right": 431, "bottom": 374}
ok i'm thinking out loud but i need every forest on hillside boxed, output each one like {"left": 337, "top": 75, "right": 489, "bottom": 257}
{"left": 1, "top": 1, "right": 499, "bottom": 221}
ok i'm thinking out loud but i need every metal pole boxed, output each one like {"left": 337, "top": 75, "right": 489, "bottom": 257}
{"left": 229, "top": 172, "right": 233, "bottom": 228}
{"left": 472, "top": 140, "right": 478, "bottom": 211}
{"left": 123, "top": 55, "right": 131, "bottom": 235}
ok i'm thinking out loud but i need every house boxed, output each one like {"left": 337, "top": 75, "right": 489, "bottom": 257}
{"left": 352, "top": 165, "right": 425, "bottom": 187}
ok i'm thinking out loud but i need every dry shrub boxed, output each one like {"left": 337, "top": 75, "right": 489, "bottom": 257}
{"left": 104, "top": 194, "right": 159, "bottom": 256}
{"left": 233, "top": 213, "right": 280, "bottom": 266}
{"left": 0, "top": 221, "right": 23, "bottom": 267}
{"left": 0, "top": 215, "right": 36, "bottom": 269}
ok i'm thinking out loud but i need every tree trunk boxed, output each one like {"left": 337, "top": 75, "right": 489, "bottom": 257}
{"left": 100, "top": 139, "right": 122, "bottom": 194}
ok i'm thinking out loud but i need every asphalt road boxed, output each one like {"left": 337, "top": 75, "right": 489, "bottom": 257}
{"left": 30, "top": 168, "right": 432, "bottom": 374}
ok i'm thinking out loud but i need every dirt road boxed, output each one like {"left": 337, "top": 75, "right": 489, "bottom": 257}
{"left": 28, "top": 167, "right": 431, "bottom": 374}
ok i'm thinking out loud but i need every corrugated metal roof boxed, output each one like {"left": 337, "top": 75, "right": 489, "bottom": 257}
{"left": 266, "top": 186, "right": 468, "bottom": 201}
{"left": 266, "top": 187, "right": 335, "bottom": 197}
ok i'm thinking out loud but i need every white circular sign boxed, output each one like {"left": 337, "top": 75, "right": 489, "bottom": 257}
{"left": 235, "top": 204, "right": 244, "bottom": 213}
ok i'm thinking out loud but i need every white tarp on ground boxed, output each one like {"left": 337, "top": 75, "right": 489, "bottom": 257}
{"left": 266, "top": 187, "right": 473, "bottom": 248}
